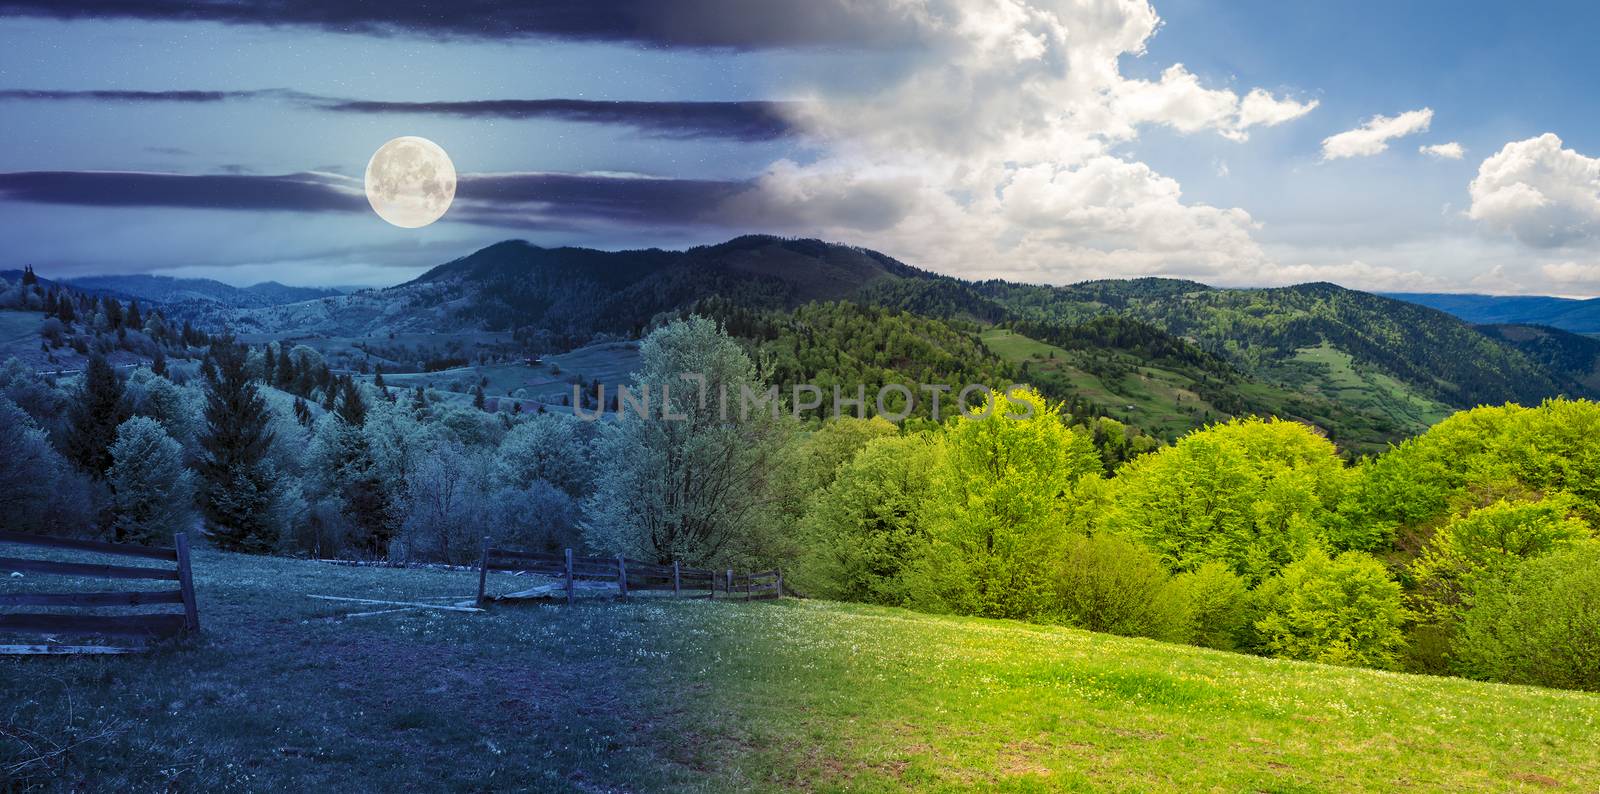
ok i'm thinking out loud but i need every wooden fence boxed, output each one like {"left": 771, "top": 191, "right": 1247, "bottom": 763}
{"left": 0, "top": 530, "right": 199, "bottom": 654}
{"left": 477, "top": 542, "right": 781, "bottom": 605}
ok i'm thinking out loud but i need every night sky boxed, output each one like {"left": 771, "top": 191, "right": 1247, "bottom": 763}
{"left": 3, "top": 1, "right": 1600, "bottom": 294}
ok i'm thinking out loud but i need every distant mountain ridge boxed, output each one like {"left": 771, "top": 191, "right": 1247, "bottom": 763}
{"left": 1386, "top": 292, "right": 1600, "bottom": 334}
{"left": 63, "top": 274, "right": 346, "bottom": 309}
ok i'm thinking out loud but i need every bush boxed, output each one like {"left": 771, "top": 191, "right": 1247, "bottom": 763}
{"left": 1252, "top": 548, "right": 1409, "bottom": 670}
{"left": 1451, "top": 542, "right": 1600, "bottom": 691}
{"left": 1169, "top": 561, "right": 1250, "bottom": 651}
{"left": 1054, "top": 533, "right": 1190, "bottom": 642}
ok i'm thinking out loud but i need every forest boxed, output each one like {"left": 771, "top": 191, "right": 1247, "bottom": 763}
{"left": 4, "top": 269, "right": 1597, "bottom": 695}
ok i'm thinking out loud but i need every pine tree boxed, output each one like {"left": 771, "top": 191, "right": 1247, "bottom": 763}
{"left": 261, "top": 344, "right": 276, "bottom": 386}
{"left": 410, "top": 385, "right": 427, "bottom": 415}
{"left": 293, "top": 396, "right": 312, "bottom": 427}
{"left": 126, "top": 300, "right": 142, "bottom": 331}
{"left": 276, "top": 344, "right": 295, "bottom": 390}
{"left": 57, "top": 295, "right": 75, "bottom": 325}
{"left": 21, "top": 265, "right": 37, "bottom": 286}
{"left": 103, "top": 296, "right": 123, "bottom": 330}
{"left": 65, "top": 353, "right": 128, "bottom": 478}
{"left": 473, "top": 384, "right": 486, "bottom": 411}
{"left": 151, "top": 349, "right": 168, "bottom": 377}
{"left": 197, "top": 336, "right": 277, "bottom": 552}
{"left": 336, "top": 375, "right": 366, "bottom": 426}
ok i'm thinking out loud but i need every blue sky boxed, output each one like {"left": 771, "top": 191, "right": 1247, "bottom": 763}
{"left": 2, "top": 1, "right": 1598, "bottom": 294}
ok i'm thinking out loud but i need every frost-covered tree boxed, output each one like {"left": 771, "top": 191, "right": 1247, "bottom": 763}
{"left": 107, "top": 417, "right": 194, "bottom": 544}
{"left": 0, "top": 395, "right": 94, "bottom": 534}
{"left": 584, "top": 316, "right": 784, "bottom": 565}
{"left": 124, "top": 367, "right": 202, "bottom": 448}
{"left": 494, "top": 412, "right": 591, "bottom": 497}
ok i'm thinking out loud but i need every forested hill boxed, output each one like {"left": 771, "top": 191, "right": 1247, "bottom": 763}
{"left": 206, "top": 235, "right": 1600, "bottom": 446}
{"left": 974, "top": 279, "right": 1583, "bottom": 409}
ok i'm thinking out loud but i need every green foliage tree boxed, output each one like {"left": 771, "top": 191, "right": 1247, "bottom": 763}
{"left": 794, "top": 432, "right": 942, "bottom": 603}
{"left": 1450, "top": 542, "right": 1600, "bottom": 691}
{"left": 905, "top": 387, "right": 1099, "bottom": 620}
{"left": 1251, "top": 548, "right": 1408, "bottom": 670}
{"left": 107, "top": 417, "right": 194, "bottom": 544}
{"left": 1407, "top": 495, "right": 1592, "bottom": 623}
{"left": 1099, "top": 417, "right": 1356, "bottom": 583}
{"left": 197, "top": 337, "right": 277, "bottom": 552}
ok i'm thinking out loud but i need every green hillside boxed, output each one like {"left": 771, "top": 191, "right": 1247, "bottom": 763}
{"left": 5, "top": 547, "right": 1597, "bottom": 791}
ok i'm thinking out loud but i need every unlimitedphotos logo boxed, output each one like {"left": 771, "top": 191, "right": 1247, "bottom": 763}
{"left": 571, "top": 378, "right": 1038, "bottom": 422}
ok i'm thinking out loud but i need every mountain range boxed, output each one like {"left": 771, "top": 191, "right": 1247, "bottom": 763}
{"left": 206, "top": 236, "right": 1599, "bottom": 452}
{"left": 12, "top": 237, "right": 1600, "bottom": 453}
{"left": 1386, "top": 292, "right": 1600, "bottom": 334}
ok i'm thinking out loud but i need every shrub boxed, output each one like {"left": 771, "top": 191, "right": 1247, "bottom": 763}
{"left": 1252, "top": 548, "right": 1409, "bottom": 670}
{"left": 1054, "top": 533, "right": 1190, "bottom": 642}
{"left": 1169, "top": 561, "right": 1250, "bottom": 651}
{"left": 1451, "top": 542, "right": 1600, "bottom": 691}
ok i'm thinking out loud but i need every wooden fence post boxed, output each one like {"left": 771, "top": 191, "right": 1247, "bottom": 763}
{"left": 617, "top": 556, "right": 629, "bottom": 598}
{"left": 564, "top": 548, "right": 575, "bottom": 605}
{"left": 672, "top": 560, "right": 681, "bottom": 597}
{"left": 476, "top": 536, "right": 490, "bottom": 605}
{"left": 174, "top": 532, "right": 199, "bottom": 632}
{"left": 775, "top": 568, "right": 783, "bottom": 600}
{"left": 725, "top": 569, "right": 733, "bottom": 597}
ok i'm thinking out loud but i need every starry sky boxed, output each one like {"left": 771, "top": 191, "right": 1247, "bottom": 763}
{"left": 3, "top": 1, "right": 1599, "bottom": 294}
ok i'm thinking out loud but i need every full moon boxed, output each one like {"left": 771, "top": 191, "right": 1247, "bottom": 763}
{"left": 364, "top": 136, "right": 456, "bottom": 228}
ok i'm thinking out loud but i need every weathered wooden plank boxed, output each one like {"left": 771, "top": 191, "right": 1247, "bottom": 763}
{"left": 0, "top": 612, "right": 186, "bottom": 637}
{"left": 0, "top": 530, "right": 176, "bottom": 562}
{"left": 0, "top": 556, "right": 179, "bottom": 581}
{"left": 174, "top": 532, "right": 199, "bottom": 632}
{"left": 304, "top": 595, "right": 485, "bottom": 613}
{"left": 0, "top": 590, "right": 184, "bottom": 608}
{"left": 0, "top": 644, "right": 145, "bottom": 655}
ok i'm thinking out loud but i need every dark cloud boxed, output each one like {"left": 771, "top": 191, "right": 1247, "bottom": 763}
{"left": 0, "top": 0, "right": 923, "bottom": 49}
{"left": 2, "top": 88, "right": 800, "bottom": 141}
{"left": 0, "top": 89, "right": 241, "bottom": 102}
{"left": 0, "top": 171, "right": 365, "bottom": 212}
{"left": 458, "top": 173, "right": 750, "bottom": 225}
{"left": 0, "top": 169, "right": 753, "bottom": 228}
{"left": 324, "top": 98, "right": 799, "bottom": 141}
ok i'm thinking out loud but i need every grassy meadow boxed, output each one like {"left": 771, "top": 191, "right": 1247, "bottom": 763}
{"left": 4, "top": 547, "right": 1599, "bottom": 792}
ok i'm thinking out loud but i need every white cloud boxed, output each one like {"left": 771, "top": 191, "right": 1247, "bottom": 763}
{"left": 744, "top": 0, "right": 1318, "bottom": 285}
{"left": 1419, "top": 142, "right": 1464, "bottom": 160}
{"left": 1320, "top": 108, "right": 1433, "bottom": 160}
{"left": 1468, "top": 133, "right": 1600, "bottom": 248}
{"left": 1541, "top": 261, "right": 1600, "bottom": 284}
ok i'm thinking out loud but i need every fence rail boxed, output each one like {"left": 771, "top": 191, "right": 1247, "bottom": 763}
{"left": 0, "top": 530, "right": 199, "bottom": 654}
{"left": 477, "top": 542, "right": 778, "bottom": 605}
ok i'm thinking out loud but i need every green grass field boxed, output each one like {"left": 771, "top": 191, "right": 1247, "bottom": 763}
{"left": 4, "top": 547, "right": 1599, "bottom": 791}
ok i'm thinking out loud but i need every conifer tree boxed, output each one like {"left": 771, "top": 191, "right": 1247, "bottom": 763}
{"left": 197, "top": 336, "right": 277, "bottom": 552}
{"left": 151, "top": 349, "right": 167, "bottom": 377}
{"left": 473, "top": 384, "right": 486, "bottom": 411}
{"left": 65, "top": 353, "right": 128, "bottom": 478}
